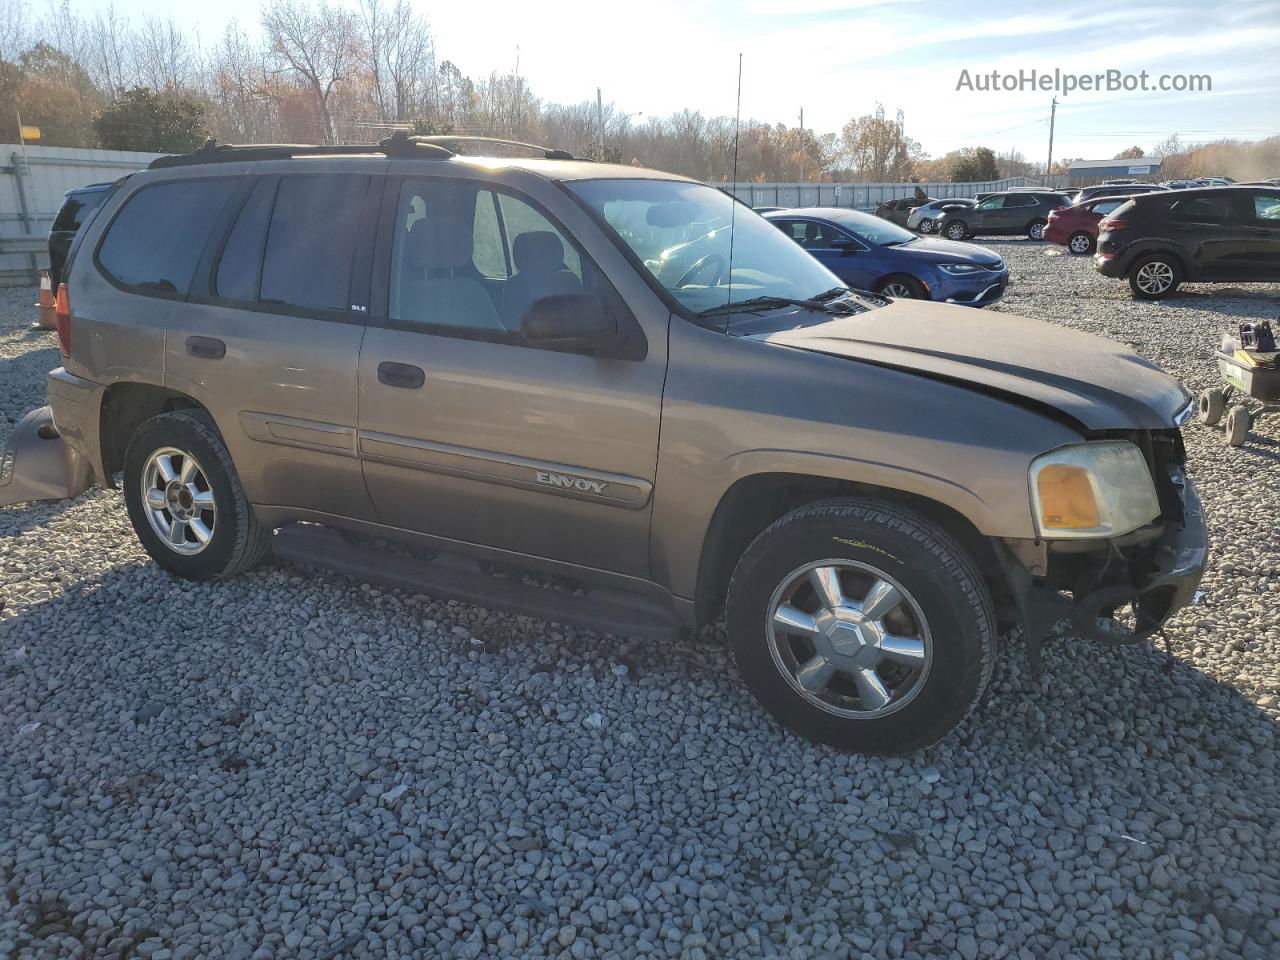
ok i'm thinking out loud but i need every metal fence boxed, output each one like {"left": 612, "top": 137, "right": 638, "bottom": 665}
{"left": 1, "top": 144, "right": 163, "bottom": 286}
{"left": 722, "top": 176, "right": 1069, "bottom": 211}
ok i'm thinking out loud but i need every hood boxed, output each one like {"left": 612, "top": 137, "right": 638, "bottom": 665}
{"left": 888, "top": 237, "right": 1003, "bottom": 267}
{"left": 753, "top": 301, "right": 1191, "bottom": 431}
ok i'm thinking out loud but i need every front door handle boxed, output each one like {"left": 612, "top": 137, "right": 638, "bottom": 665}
{"left": 377, "top": 361, "right": 425, "bottom": 389}
{"left": 185, "top": 335, "right": 225, "bottom": 359}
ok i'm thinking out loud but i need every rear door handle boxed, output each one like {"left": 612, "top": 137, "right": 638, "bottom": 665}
{"left": 377, "top": 361, "right": 425, "bottom": 389}
{"left": 185, "top": 335, "right": 225, "bottom": 359}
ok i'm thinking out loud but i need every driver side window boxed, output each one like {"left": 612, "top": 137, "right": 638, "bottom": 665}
{"left": 388, "top": 178, "right": 611, "bottom": 339}
{"left": 977, "top": 196, "right": 1004, "bottom": 210}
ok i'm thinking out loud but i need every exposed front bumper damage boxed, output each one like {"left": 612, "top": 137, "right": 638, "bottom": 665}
{"left": 998, "top": 471, "right": 1207, "bottom": 674}
{"left": 0, "top": 405, "right": 94, "bottom": 507}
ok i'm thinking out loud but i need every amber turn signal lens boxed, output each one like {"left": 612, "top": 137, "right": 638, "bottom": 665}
{"left": 1036, "top": 464, "right": 1100, "bottom": 529}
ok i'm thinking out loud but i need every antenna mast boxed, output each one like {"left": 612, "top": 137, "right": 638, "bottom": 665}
{"left": 725, "top": 53, "right": 743, "bottom": 318}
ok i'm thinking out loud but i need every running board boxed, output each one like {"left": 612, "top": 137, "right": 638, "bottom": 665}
{"left": 272, "top": 524, "right": 682, "bottom": 641}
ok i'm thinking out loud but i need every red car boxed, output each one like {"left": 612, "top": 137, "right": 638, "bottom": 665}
{"left": 1044, "top": 196, "right": 1129, "bottom": 255}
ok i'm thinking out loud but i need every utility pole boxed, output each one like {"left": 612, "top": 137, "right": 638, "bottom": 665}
{"left": 1046, "top": 96, "right": 1058, "bottom": 185}
{"left": 596, "top": 87, "right": 605, "bottom": 161}
{"left": 799, "top": 107, "right": 805, "bottom": 183}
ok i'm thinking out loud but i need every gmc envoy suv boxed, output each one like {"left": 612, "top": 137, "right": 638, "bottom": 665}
{"left": 1, "top": 136, "right": 1207, "bottom": 754}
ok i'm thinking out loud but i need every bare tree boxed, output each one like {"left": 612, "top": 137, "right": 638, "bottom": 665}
{"left": 382, "top": 0, "right": 433, "bottom": 122}
{"left": 262, "top": 0, "right": 360, "bottom": 143}
{"left": 206, "top": 20, "right": 277, "bottom": 143}
{"left": 0, "top": 0, "right": 29, "bottom": 64}
{"left": 132, "top": 16, "right": 193, "bottom": 93}
{"left": 86, "top": 4, "right": 129, "bottom": 96}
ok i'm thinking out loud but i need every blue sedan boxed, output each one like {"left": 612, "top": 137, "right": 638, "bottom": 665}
{"left": 763, "top": 208, "right": 1009, "bottom": 307}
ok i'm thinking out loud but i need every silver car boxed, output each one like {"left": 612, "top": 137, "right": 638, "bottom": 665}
{"left": 905, "top": 197, "right": 977, "bottom": 234}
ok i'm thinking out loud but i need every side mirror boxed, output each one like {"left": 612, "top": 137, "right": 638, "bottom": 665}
{"left": 830, "top": 238, "right": 858, "bottom": 252}
{"left": 522, "top": 293, "right": 616, "bottom": 353}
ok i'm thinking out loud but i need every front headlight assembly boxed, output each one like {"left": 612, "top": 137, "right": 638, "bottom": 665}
{"left": 1029, "top": 441, "right": 1160, "bottom": 539}
{"left": 938, "top": 263, "right": 984, "bottom": 275}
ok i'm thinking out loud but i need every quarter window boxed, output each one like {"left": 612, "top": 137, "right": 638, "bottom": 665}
{"left": 98, "top": 179, "right": 237, "bottom": 295}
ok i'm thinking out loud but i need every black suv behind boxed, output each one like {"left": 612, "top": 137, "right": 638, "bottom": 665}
{"left": 1096, "top": 185, "right": 1280, "bottom": 299}
{"left": 933, "top": 191, "right": 1072, "bottom": 241}
{"left": 48, "top": 182, "right": 113, "bottom": 287}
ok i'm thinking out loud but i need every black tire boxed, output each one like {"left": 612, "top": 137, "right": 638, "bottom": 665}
{"left": 876, "top": 274, "right": 928, "bottom": 300}
{"left": 943, "top": 220, "right": 969, "bottom": 241}
{"left": 123, "top": 410, "right": 273, "bottom": 580}
{"left": 1198, "top": 387, "right": 1225, "bottom": 426}
{"left": 1067, "top": 231, "right": 1095, "bottom": 255}
{"left": 726, "top": 498, "right": 996, "bottom": 754}
{"left": 1128, "top": 253, "right": 1182, "bottom": 300}
{"left": 1026, "top": 219, "right": 1047, "bottom": 241}
{"left": 1226, "top": 405, "right": 1251, "bottom": 447}
{"left": 918, "top": 218, "right": 934, "bottom": 234}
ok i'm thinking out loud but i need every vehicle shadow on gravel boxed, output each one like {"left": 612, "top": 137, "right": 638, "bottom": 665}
{"left": 0, "top": 493, "right": 88, "bottom": 537}
{"left": 1160, "top": 291, "right": 1280, "bottom": 319}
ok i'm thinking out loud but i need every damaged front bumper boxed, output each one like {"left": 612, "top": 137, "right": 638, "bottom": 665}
{"left": 0, "top": 405, "right": 94, "bottom": 507}
{"left": 998, "top": 471, "right": 1208, "bottom": 673}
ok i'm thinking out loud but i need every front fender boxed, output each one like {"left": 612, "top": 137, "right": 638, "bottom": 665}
{"left": 0, "top": 406, "right": 94, "bottom": 507}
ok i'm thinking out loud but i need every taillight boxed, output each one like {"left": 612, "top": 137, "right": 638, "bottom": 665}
{"left": 1099, "top": 218, "right": 1127, "bottom": 232}
{"left": 54, "top": 283, "right": 71, "bottom": 356}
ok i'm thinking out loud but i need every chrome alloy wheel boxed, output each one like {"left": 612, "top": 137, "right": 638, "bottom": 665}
{"left": 1028, "top": 222, "right": 1045, "bottom": 240}
{"left": 766, "top": 560, "right": 932, "bottom": 719}
{"left": 141, "top": 446, "right": 216, "bottom": 555}
{"left": 1134, "top": 260, "right": 1175, "bottom": 294}
{"left": 1068, "top": 233, "right": 1092, "bottom": 253}
{"left": 880, "top": 281, "right": 915, "bottom": 298}
{"left": 918, "top": 219, "right": 934, "bottom": 234}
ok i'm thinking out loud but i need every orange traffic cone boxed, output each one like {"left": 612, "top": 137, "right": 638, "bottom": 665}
{"left": 33, "top": 270, "right": 56, "bottom": 330}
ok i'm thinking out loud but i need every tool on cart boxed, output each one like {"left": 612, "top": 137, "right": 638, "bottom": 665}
{"left": 1198, "top": 321, "right": 1280, "bottom": 446}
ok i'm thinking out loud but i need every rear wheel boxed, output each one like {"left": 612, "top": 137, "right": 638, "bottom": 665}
{"left": 1067, "top": 231, "right": 1095, "bottom": 255}
{"left": 918, "top": 218, "right": 935, "bottom": 234}
{"left": 944, "top": 220, "right": 969, "bottom": 241}
{"left": 123, "top": 410, "right": 273, "bottom": 580}
{"left": 877, "top": 274, "right": 927, "bottom": 300}
{"left": 1026, "top": 219, "right": 1047, "bottom": 241}
{"left": 1128, "top": 254, "right": 1181, "bottom": 300}
{"left": 726, "top": 499, "right": 995, "bottom": 754}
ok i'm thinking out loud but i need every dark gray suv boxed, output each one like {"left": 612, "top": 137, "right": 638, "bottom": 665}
{"left": 934, "top": 191, "right": 1073, "bottom": 241}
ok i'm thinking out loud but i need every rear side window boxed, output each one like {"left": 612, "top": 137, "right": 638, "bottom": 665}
{"left": 98, "top": 179, "right": 236, "bottom": 295}
{"left": 215, "top": 178, "right": 277, "bottom": 301}
{"left": 260, "top": 174, "right": 368, "bottom": 312}
{"left": 1171, "top": 195, "right": 1238, "bottom": 222}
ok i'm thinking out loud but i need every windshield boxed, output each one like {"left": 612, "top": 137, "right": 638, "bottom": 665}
{"left": 831, "top": 211, "right": 916, "bottom": 246}
{"left": 567, "top": 178, "right": 846, "bottom": 316}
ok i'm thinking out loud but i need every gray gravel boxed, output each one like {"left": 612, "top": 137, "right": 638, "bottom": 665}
{"left": 1, "top": 252, "right": 1278, "bottom": 960}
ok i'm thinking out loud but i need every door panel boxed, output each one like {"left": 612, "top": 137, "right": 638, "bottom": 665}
{"left": 1243, "top": 191, "right": 1280, "bottom": 279}
{"left": 357, "top": 175, "right": 666, "bottom": 576}
{"left": 166, "top": 172, "right": 375, "bottom": 519}
{"left": 1167, "top": 194, "right": 1252, "bottom": 278}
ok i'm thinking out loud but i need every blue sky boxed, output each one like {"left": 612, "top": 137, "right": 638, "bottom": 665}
{"left": 78, "top": 0, "right": 1280, "bottom": 162}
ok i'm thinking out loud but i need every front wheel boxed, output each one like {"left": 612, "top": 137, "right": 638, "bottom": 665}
{"left": 1128, "top": 254, "right": 1182, "bottom": 300}
{"left": 1026, "top": 219, "right": 1047, "bottom": 241}
{"left": 726, "top": 499, "right": 996, "bottom": 754}
{"left": 123, "top": 410, "right": 273, "bottom": 580}
{"left": 944, "top": 220, "right": 969, "bottom": 241}
{"left": 876, "top": 274, "right": 927, "bottom": 300}
{"left": 918, "top": 218, "right": 935, "bottom": 234}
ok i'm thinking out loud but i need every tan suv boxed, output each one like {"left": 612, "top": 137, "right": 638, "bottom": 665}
{"left": 1, "top": 136, "right": 1207, "bottom": 754}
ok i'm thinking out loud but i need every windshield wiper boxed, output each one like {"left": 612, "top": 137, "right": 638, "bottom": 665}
{"left": 695, "top": 293, "right": 854, "bottom": 319}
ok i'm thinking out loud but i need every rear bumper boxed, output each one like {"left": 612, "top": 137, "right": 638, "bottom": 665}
{"left": 0, "top": 406, "right": 93, "bottom": 507}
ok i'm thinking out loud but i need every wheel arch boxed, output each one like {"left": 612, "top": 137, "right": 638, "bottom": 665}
{"left": 692, "top": 471, "right": 1014, "bottom": 630}
{"left": 99, "top": 382, "right": 208, "bottom": 487}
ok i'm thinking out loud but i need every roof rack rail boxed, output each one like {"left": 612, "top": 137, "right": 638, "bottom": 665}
{"left": 149, "top": 137, "right": 454, "bottom": 169}
{"left": 390, "top": 134, "right": 583, "bottom": 161}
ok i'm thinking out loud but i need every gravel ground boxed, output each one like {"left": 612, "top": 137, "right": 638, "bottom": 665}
{"left": 1, "top": 250, "right": 1278, "bottom": 960}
